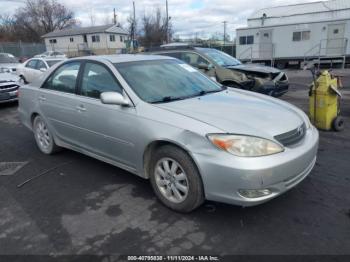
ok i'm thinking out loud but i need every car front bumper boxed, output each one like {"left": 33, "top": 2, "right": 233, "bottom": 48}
{"left": 259, "top": 81, "right": 289, "bottom": 97}
{"left": 192, "top": 126, "right": 319, "bottom": 207}
{"left": 0, "top": 90, "right": 18, "bottom": 103}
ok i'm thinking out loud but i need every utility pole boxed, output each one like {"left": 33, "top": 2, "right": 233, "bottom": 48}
{"left": 166, "top": 0, "right": 169, "bottom": 43}
{"left": 113, "top": 8, "right": 117, "bottom": 25}
{"left": 223, "top": 21, "right": 227, "bottom": 47}
{"left": 131, "top": 1, "right": 136, "bottom": 51}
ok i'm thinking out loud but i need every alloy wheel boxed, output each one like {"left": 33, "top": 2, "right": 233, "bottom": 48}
{"left": 154, "top": 157, "right": 189, "bottom": 203}
{"left": 35, "top": 119, "right": 52, "bottom": 152}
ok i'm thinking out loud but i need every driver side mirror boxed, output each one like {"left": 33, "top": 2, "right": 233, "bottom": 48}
{"left": 100, "top": 92, "right": 131, "bottom": 106}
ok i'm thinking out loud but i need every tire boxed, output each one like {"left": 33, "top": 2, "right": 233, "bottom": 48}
{"left": 149, "top": 145, "right": 205, "bottom": 213}
{"left": 276, "top": 62, "right": 287, "bottom": 70}
{"left": 19, "top": 76, "right": 28, "bottom": 85}
{"left": 332, "top": 116, "right": 345, "bottom": 132}
{"left": 33, "top": 115, "right": 60, "bottom": 154}
{"left": 268, "top": 89, "right": 275, "bottom": 96}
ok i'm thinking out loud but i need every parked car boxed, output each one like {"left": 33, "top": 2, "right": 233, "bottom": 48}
{"left": 18, "top": 55, "right": 318, "bottom": 212}
{"left": 34, "top": 51, "right": 66, "bottom": 59}
{"left": 151, "top": 44, "right": 289, "bottom": 97}
{"left": 0, "top": 71, "right": 20, "bottom": 104}
{"left": 0, "top": 53, "right": 20, "bottom": 73}
{"left": 17, "top": 58, "right": 65, "bottom": 84}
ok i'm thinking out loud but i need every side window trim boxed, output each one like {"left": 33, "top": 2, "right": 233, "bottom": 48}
{"left": 77, "top": 60, "right": 125, "bottom": 99}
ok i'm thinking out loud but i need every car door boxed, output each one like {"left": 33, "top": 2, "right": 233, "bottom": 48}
{"left": 23, "top": 59, "right": 38, "bottom": 83}
{"left": 33, "top": 60, "right": 47, "bottom": 81}
{"left": 38, "top": 61, "right": 84, "bottom": 146}
{"left": 74, "top": 61, "right": 138, "bottom": 168}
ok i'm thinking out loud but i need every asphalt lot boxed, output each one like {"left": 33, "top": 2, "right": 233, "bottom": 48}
{"left": 0, "top": 70, "right": 349, "bottom": 258}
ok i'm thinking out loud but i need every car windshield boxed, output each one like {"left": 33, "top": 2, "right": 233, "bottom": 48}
{"left": 115, "top": 59, "right": 224, "bottom": 103}
{"left": 0, "top": 54, "right": 18, "bottom": 63}
{"left": 201, "top": 49, "right": 241, "bottom": 67}
{"left": 46, "top": 60, "right": 62, "bottom": 67}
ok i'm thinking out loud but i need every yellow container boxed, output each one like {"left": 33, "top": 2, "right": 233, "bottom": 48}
{"left": 309, "top": 71, "right": 339, "bottom": 131}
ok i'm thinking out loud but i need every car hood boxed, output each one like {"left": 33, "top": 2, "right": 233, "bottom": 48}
{"left": 0, "top": 72, "right": 20, "bottom": 82}
{"left": 156, "top": 90, "right": 303, "bottom": 138}
{"left": 0, "top": 63, "right": 20, "bottom": 69}
{"left": 228, "top": 64, "right": 281, "bottom": 74}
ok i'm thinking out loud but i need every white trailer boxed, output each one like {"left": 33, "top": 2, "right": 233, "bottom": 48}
{"left": 236, "top": 0, "right": 350, "bottom": 68}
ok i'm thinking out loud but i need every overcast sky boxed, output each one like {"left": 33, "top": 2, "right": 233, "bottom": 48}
{"left": 1, "top": 0, "right": 321, "bottom": 39}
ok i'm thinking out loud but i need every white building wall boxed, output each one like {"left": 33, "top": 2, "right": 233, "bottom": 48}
{"left": 44, "top": 33, "right": 127, "bottom": 55}
{"left": 236, "top": 19, "right": 350, "bottom": 60}
{"left": 248, "top": 9, "right": 350, "bottom": 27}
{"left": 45, "top": 35, "right": 84, "bottom": 52}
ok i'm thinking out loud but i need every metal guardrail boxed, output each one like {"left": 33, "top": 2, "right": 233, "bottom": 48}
{"left": 238, "top": 43, "right": 275, "bottom": 66}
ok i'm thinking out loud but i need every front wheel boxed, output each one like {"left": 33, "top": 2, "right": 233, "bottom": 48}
{"left": 149, "top": 145, "right": 204, "bottom": 213}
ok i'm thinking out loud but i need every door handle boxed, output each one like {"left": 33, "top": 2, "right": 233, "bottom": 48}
{"left": 38, "top": 96, "right": 46, "bottom": 102}
{"left": 76, "top": 105, "right": 86, "bottom": 112}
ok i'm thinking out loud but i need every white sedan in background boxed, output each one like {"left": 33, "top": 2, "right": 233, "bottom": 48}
{"left": 17, "top": 58, "right": 65, "bottom": 84}
{"left": 34, "top": 51, "right": 67, "bottom": 59}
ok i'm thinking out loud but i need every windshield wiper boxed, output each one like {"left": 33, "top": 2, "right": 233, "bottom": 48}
{"left": 151, "top": 96, "right": 187, "bottom": 104}
{"left": 195, "top": 86, "right": 227, "bottom": 97}
{"left": 151, "top": 86, "right": 227, "bottom": 104}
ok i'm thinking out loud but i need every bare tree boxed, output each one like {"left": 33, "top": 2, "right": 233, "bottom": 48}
{"left": 0, "top": 14, "right": 16, "bottom": 41}
{"left": 139, "top": 8, "right": 172, "bottom": 48}
{"left": 3, "top": 0, "right": 78, "bottom": 42}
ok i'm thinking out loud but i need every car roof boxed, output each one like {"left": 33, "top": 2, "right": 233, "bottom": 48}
{"left": 72, "top": 54, "right": 175, "bottom": 64}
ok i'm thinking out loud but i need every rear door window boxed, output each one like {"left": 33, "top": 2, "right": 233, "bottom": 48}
{"left": 180, "top": 52, "right": 209, "bottom": 68}
{"left": 36, "top": 60, "right": 47, "bottom": 70}
{"left": 42, "top": 62, "right": 80, "bottom": 94}
{"left": 26, "top": 60, "right": 38, "bottom": 69}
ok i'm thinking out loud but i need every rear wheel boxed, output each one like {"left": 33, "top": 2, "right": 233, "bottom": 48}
{"left": 149, "top": 145, "right": 204, "bottom": 213}
{"left": 19, "top": 76, "right": 27, "bottom": 85}
{"left": 33, "top": 116, "right": 60, "bottom": 154}
{"left": 332, "top": 116, "right": 344, "bottom": 132}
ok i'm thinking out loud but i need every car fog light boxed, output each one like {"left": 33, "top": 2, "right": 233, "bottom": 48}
{"left": 238, "top": 189, "right": 272, "bottom": 198}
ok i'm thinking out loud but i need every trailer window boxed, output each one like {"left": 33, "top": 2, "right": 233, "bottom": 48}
{"left": 239, "top": 35, "right": 254, "bottom": 45}
{"left": 293, "top": 31, "right": 310, "bottom": 41}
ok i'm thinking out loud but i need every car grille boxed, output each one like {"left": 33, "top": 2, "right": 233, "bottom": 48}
{"left": 0, "top": 81, "right": 19, "bottom": 93}
{"left": 274, "top": 123, "right": 306, "bottom": 146}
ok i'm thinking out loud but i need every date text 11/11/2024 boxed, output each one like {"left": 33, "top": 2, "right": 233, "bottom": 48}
{"left": 127, "top": 255, "right": 220, "bottom": 261}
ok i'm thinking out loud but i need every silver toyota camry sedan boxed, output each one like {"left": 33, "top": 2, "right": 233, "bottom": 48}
{"left": 19, "top": 55, "right": 319, "bottom": 212}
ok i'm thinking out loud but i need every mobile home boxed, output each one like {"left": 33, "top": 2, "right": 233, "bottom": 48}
{"left": 42, "top": 24, "right": 128, "bottom": 57}
{"left": 236, "top": 0, "right": 350, "bottom": 68}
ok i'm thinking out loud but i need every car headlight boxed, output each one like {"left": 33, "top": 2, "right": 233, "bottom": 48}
{"left": 207, "top": 134, "right": 284, "bottom": 157}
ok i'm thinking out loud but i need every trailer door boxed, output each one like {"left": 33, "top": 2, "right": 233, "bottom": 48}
{"left": 259, "top": 29, "right": 273, "bottom": 60}
{"left": 327, "top": 24, "right": 346, "bottom": 56}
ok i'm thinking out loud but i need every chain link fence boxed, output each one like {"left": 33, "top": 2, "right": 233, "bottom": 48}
{"left": 0, "top": 42, "right": 46, "bottom": 59}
